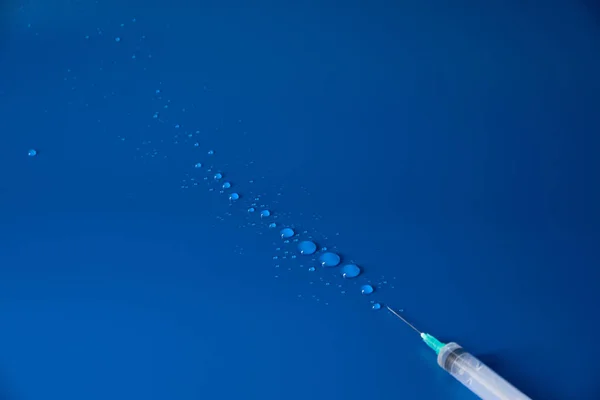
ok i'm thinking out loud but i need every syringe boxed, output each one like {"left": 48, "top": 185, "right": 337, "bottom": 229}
{"left": 386, "top": 306, "right": 531, "bottom": 400}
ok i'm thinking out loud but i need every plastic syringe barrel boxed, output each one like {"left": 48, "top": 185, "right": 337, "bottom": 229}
{"left": 437, "top": 342, "right": 531, "bottom": 400}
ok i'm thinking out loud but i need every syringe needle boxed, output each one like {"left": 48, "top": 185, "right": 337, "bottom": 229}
{"left": 386, "top": 306, "right": 422, "bottom": 334}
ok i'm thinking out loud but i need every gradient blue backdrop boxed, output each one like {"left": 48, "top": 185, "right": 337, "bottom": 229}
{"left": 1, "top": 0, "right": 599, "bottom": 399}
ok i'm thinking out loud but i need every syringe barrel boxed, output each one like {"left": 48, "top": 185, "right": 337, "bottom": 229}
{"left": 437, "top": 342, "right": 531, "bottom": 400}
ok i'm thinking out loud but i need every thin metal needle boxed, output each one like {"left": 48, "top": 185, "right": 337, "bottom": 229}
{"left": 386, "top": 306, "right": 422, "bottom": 335}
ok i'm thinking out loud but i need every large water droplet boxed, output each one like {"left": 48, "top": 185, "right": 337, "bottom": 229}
{"left": 341, "top": 264, "right": 361, "bottom": 279}
{"left": 319, "top": 252, "right": 341, "bottom": 268}
{"left": 298, "top": 241, "right": 317, "bottom": 255}
{"left": 260, "top": 210, "right": 271, "bottom": 218}
{"left": 280, "top": 228, "right": 295, "bottom": 239}
{"left": 229, "top": 193, "right": 240, "bottom": 201}
{"left": 372, "top": 303, "right": 381, "bottom": 310}
{"left": 28, "top": 149, "right": 37, "bottom": 157}
{"left": 361, "top": 284, "right": 374, "bottom": 295}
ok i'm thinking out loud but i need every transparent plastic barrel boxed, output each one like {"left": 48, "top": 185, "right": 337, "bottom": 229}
{"left": 437, "top": 343, "right": 531, "bottom": 400}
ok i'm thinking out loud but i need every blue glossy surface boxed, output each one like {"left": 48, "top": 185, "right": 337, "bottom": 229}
{"left": 1, "top": 1, "right": 599, "bottom": 400}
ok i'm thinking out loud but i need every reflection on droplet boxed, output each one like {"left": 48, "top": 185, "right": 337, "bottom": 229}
{"left": 361, "top": 285, "right": 374, "bottom": 295}
{"left": 280, "top": 228, "right": 295, "bottom": 239}
{"left": 298, "top": 241, "right": 317, "bottom": 255}
{"left": 341, "top": 264, "right": 361, "bottom": 279}
{"left": 319, "top": 252, "right": 341, "bottom": 268}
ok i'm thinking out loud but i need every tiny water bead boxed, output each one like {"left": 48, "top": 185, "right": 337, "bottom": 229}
{"left": 268, "top": 223, "right": 277, "bottom": 228}
{"left": 208, "top": 150, "right": 214, "bottom": 155}
{"left": 222, "top": 182, "right": 231, "bottom": 189}
{"left": 319, "top": 252, "right": 341, "bottom": 268}
{"left": 229, "top": 193, "right": 240, "bottom": 201}
{"left": 260, "top": 210, "right": 271, "bottom": 218}
{"left": 341, "top": 264, "right": 361, "bottom": 279}
{"left": 214, "top": 173, "right": 223, "bottom": 180}
{"left": 194, "top": 162, "right": 202, "bottom": 168}
{"left": 248, "top": 207, "right": 255, "bottom": 213}
{"left": 372, "top": 303, "right": 381, "bottom": 310}
{"left": 27, "top": 149, "right": 37, "bottom": 157}
{"left": 298, "top": 241, "right": 317, "bottom": 255}
{"left": 361, "top": 284, "right": 374, "bottom": 295}
{"left": 308, "top": 266, "right": 316, "bottom": 272}
{"left": 280, "top": 228, "right": 295, "bottom": 239}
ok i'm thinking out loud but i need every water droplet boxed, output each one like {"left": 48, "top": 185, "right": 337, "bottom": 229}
{"left": 341, "top": 264, "right": 361, "bottom": 279}
{"left": 372, "top": 303, "right": 381, "bottom": 310}
{"left": 248, "top": 207, "right": 255, "bottom": 213}
{"left": 319, "top": 252, "right": 341, "bottom": 268}
{"left": 174, "top": 124, "right": 180, "bottom": 129}
{"left": 208, "top": 150, "right": 214, "bottom": 155}
{"left": 194, "top": 142, "right": 199, "bottom": 147}
{"left": 222, "top": 182, "right": 231, "bottom": 189}
{"left": 269, "top": 223, "right": 277, "bottom": 228}
{"left": 298, "top": 241, "right": 317, "bottom": 255}
{"left": 214, "top": 173, "right": 222, "bottom": 180}
{"left": 229, "top": 193, "right": 240, "bottom": 201}
{"left": 115, "top": 37, "right": 121, "bottom": 42}
{"left": 27, "top": 149, "right": 37, "bottom": 157}
{"left": 361, "top": 285, "right": 374, "bottom": 295}
{"left": 194, "top": 163, "right": 202, "bottom": 168}
{"left": 280, "top": 228, "right": 295, "bottom": 239}
{"left": 260, "top": 210, "right": 271, "bottom": 217}
{"left": 308, "top": 266, "right": 315, "bottom": 272}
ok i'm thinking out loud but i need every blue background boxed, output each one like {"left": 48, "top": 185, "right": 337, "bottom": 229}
{"left": 1, "top": 0, "right": 599, "bottom": 399}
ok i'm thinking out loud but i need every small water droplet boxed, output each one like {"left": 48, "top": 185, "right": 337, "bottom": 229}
{"left": 194, "top": 163, "right": 202, "bottom": 168}
{"left": 115, "top": 37, "right": 121, "bottom": 42}
{"left": 229, "top": 192, "right": 240, "bottom": 201}
{"left": 214, "top": 173, "right": 223, "bottom": 180}
{"left": 222, "top": 182, "right": 231, "bottom": 189}
{"left": 372, "top": 303, "right": 381, "bottom": 310}
{"left": 260, "top": 210, "right": 271, "bottom": 217}
{"left": 248, "top": 207, "right": 255, "bottom": 213}
{"left": 280, "top": 228, "right": 295, "bottom": 239}
{"left": 361, "top": 285, "right": 374, "bottom": 295}
{"left": 208, "top": 150, "right": 214, "bottom": 155}
{"left": 341, "top": 264, "right": 361, "bottom": 279}
{"left": 319, "top": 252, "right": 341, "bottom": 268}
{"left": 27, "top": 149, "right": 37, "bottom": 157}
{"left": 298, "top": 241, "right": 317, "bottom": 255}
{"left": 269, "top": 223, "right": 277, "bottom": 228}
